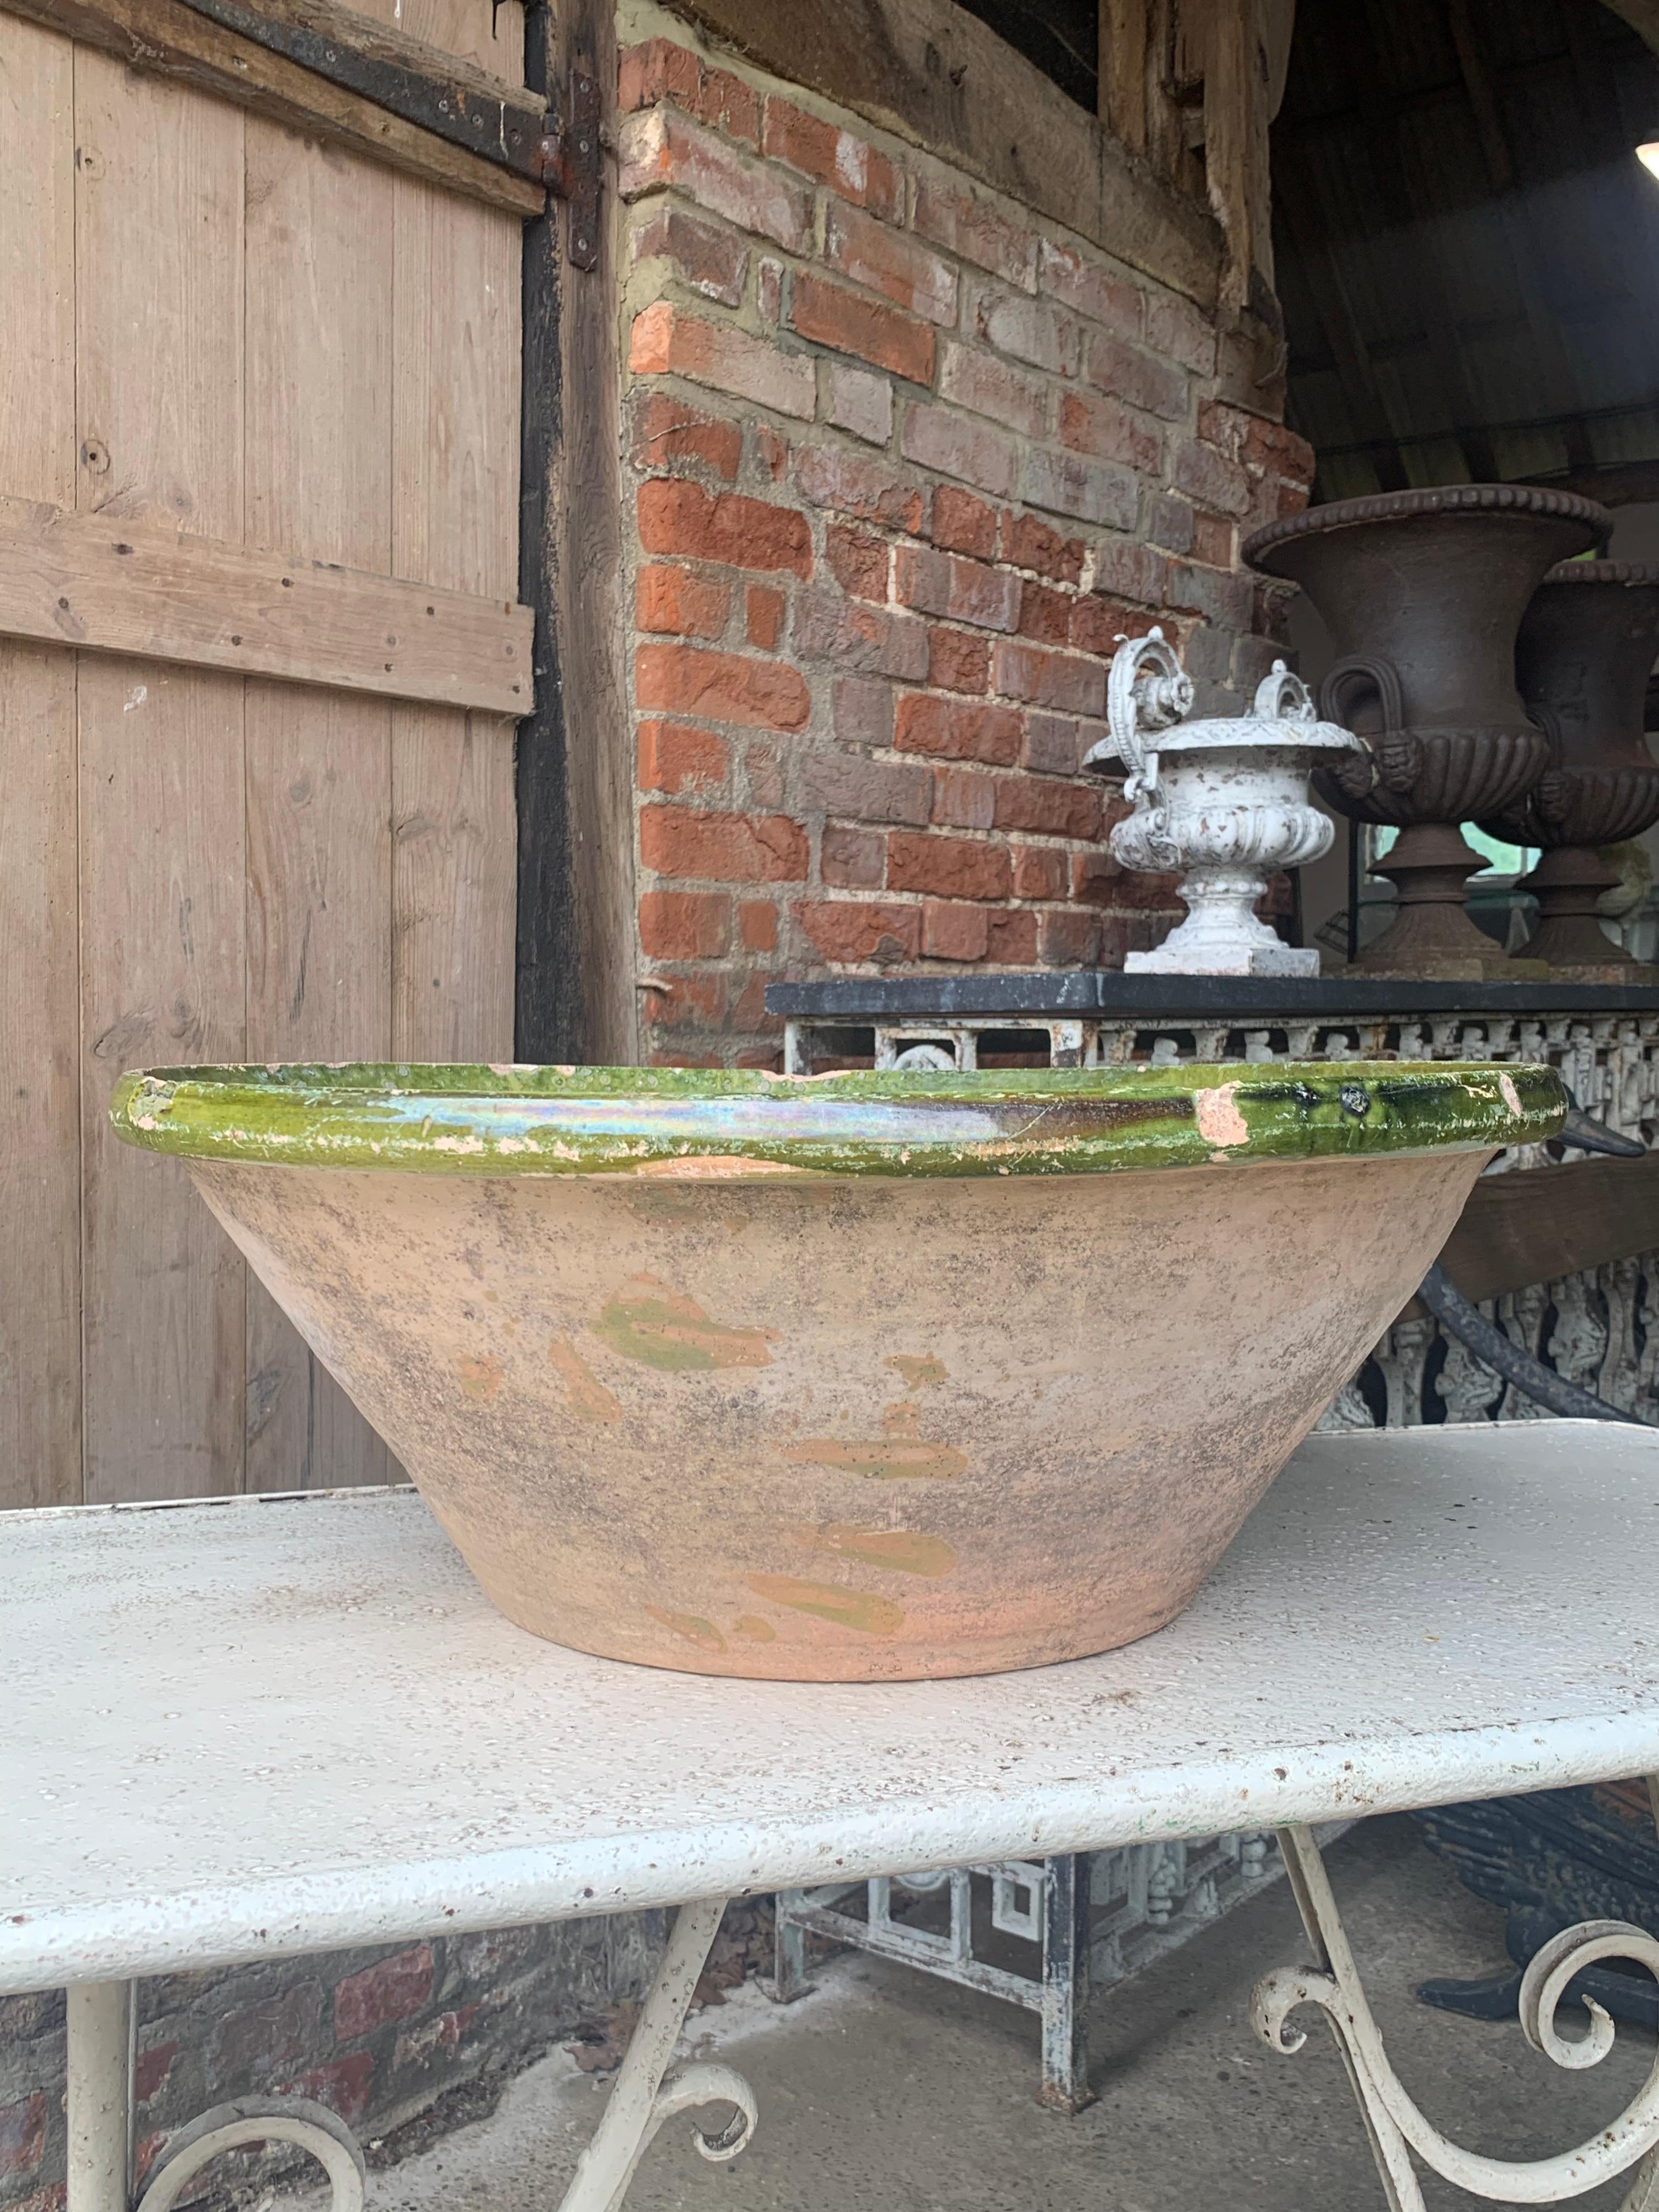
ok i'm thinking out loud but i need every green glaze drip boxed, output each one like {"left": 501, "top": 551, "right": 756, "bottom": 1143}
{"left": 106, "top": 1059, "right": 1567, "bottom": 1181}
{"left": 644, "top": 1608, "right": 727, "bottom": 1652}
{"left": 594, "top": 1278, "right": 776, "bottom": 1370}
{"left": 744, "top": 1576, "right": 906, "bottom": 1635}
{"left": 782, "top": 1437, "right": 969, "bottom": 1480}
{"left": 786, "top": 1525, "right": 959, "bottom": 1576}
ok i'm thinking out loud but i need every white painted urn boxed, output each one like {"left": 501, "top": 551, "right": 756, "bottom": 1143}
{"left": 1084, "top": 628, "right": 1363, "bottom": 977}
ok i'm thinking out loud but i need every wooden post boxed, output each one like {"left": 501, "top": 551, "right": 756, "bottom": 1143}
{"left": 1201, "top": 0, "right": 1267, "bottom": 313}
{"left": 1099, "top": 0, "right": 1148, "bottom": 153}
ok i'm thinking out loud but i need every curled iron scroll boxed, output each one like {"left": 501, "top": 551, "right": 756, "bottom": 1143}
{"left": 136, "top": 2097, "right": 366, "bottom": 2212}
{"left": 1254, "top": 1826, "right": 1659, "bottom": 2207}
{"left": 1104, "top": 627, "right": 1193, "bottom": 797}
{"left": 1252, "top": 658, "right": 1317, "bottom": 724}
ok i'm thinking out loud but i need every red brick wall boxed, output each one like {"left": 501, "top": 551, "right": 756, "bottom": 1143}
{"left": 617, "top": 25, "right": 1314, "bottom": 1067}
{"left": 0, "top": 1918, "right": 663, "bottom": 2212}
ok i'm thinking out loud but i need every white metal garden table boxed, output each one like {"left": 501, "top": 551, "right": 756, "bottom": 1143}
{"left": 5, "top": 1421, "right": 1659, "bottom": 2212}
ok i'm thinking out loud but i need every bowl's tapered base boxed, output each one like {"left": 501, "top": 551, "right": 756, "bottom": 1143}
{"left": 189, "top": 1148, "right": 1493, "bottom": 1681}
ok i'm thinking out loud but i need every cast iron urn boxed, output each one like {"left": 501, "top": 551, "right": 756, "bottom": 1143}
{"left": 1479, "top": 562, "right": 1659, "bottom": 969}
{"left": 1244, "top": 486, "right": 1610, "bottom": 974}
{"left": 1083, "top": 628, "right": 1361, "bottom": 975}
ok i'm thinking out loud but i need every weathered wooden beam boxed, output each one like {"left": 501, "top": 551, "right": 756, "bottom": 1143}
{"left": 1199, "top": 0, "right": 1271, "bottom": 312}
{"left": 178, "top": 0, "right": 548, "bottom": 166}
{"left": 667, "top": 0, "right": 1223, "bottom": 307}
{"left": 1099, "top": 0, "right": 1148, "bottom": 153}
{"left": 0, "top": 497, "right": 534, "bottom": 714}
{"left": 1402, "top": 1151, "right": 1659, "bottom": 1317}
{"left": 1446, "top": 0, "right": 1513, "bottom": 193}
{"left": 0, "top": 0, "right": 547, "bottom": 216}
{"left": 1142, "top": 0, "right": 1192, "bottom": 181}
{"left": 518, "top": 0, "right": 637, "bottom": 1062}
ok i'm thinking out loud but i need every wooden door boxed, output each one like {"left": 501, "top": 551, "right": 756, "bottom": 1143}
{"left": 0, "top": 0, "right": 530, "bottom": 1505}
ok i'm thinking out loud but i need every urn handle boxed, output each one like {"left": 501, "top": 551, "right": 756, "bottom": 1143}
{"left": 1102, "top": 627, "right": 1194, "bottom": 803}
{"left": 1252, "top": 660, "right": 1318, "bottom": 724}
{"left": 1318, "top": 655, "right": 1415, "bottom": 799}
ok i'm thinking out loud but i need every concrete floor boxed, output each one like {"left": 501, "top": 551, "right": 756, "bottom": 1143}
{"left": 343, "top": 1819, "right": 1656, "bottom": 2212}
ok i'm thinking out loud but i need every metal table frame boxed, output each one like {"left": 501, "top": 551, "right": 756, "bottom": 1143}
{"left": 8, "top": 1425, "right": 1659, "bottom": 2212}
{"left": 770, "top": 1827, "right": 1329, "bottom": 2113}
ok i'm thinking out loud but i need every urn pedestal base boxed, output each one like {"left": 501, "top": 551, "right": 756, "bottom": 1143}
{"left": 1521, "top": 845, "right": 1634, "bottom": 968}
{"left": 1529, "top": 962, "right": 1659, "bottom": 984}
{"left": 1355, "top": 823, "right": 1548, "bottom": 980}
{"left": 1125, "top": 870, "right": 1319, "bottom": 977}
{"left": 1126, "top": 942, "right": 1319, "bottom": 978}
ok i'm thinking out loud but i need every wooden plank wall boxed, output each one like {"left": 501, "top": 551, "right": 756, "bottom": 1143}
{"left": 0, "top": 0, "right": 523, "bottom": 1506}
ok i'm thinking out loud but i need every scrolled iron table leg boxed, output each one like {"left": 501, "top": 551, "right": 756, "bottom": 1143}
{"left": 65, "top": 1983, "right": 365, "bottom": 2212}
{"left": 557, "top": 1895, "right": 758, "bottom": 2212}
{"left": 64, "top": 1899, "right": 754, "bottom": 2212}
{"left": 1252, "top": 1808, "right": 1659, "bottom": 2207}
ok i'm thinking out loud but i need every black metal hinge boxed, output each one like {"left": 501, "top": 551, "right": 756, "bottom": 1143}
{"left": 535, "top": 71, "right": 602, "bottom": 270}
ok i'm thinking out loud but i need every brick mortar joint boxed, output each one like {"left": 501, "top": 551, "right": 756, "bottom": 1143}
{"left": 620, "top": 212, "right": 1214, "bottom": 458}
{"left": 615, "top": 0, "right": 1224, "bottom": 331}
{"left": 624, "top": 375, "right": 1248, "bottom": 605}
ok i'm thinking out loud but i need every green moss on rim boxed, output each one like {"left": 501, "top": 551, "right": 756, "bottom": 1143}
{"left": 108, "top": 1060, "right": 1566, "bottom": 1180}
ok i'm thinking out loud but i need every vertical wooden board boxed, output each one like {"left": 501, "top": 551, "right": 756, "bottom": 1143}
{"left": 394, "top": 0, "right": 524, "bottom": 77}
{"left": 1, "top": 16, "right": 80, "bottom": 1507}
{"left": 392, "top": 179, "right": 521, "bottom": 598}
{"left": 1, "top": 14, "right": 75, "bottom": 505}
{"left": 245, "top": 691, "right": 394, "bottom": 1487}
{"left": 74, "top": 53, "right": 245, "bottom": 539}
{"left": 245, "top": 122, "right": 393, "bottom": 568}
{"left": 76, "top": 58, "right": 249, "bottom": 1500}
{"left": 78, "top": 662, "right": 247, "bottom": 1503}
{"left": 391, "top": 176, "right": 520, "bottom": 1060}
{"left": 392, "top": 706, "right": 517, "bottom": 1058}
{"left": 0, "top": 647, "right": 81, "bottom": 1508}
{"left": 244, "top": 116, "right": 397, "bottom": 1488}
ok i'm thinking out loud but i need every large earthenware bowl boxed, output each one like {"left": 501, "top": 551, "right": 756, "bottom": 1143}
{"left": 109, "top": 1061, "right": 1564, "bottom": 1682}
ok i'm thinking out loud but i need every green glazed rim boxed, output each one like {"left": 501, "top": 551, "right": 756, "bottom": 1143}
{"left": 108, "top": 1060, "right": 1566, "bottom": 1180}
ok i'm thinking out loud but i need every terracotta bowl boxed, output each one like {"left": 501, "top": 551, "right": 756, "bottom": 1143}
{"left": 109, "top": 1061, "right": 1564, "bottom": 1682}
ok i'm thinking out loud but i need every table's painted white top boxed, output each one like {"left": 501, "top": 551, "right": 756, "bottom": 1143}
{"left": 3, "top": 1421, "right": 1657, "bottom": 1994}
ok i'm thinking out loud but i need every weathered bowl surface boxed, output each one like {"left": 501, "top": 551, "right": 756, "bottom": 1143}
{"left": 109, "top": 1062, "right": 1564, "bottom": 1681}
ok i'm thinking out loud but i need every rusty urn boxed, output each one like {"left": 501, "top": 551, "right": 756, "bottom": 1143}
{"left": 1245, "top": 486, "right": 1610, "bottom": 975}
{"left": 1478, "top": 562, "right": 1659, "bottom": 970}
